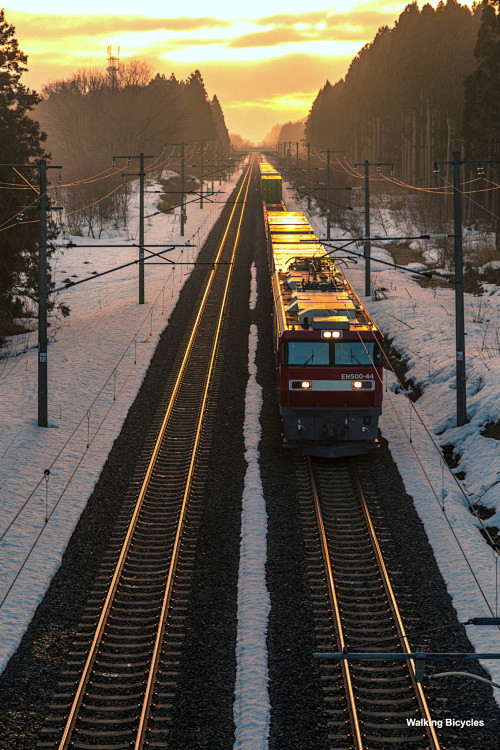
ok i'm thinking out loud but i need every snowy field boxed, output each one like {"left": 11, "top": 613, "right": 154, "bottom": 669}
{"left": 284, "top": 181, "right": 500, "bottom": 702}
{"left": 1, "top": 156, "right": 499, "bottom": 733}
{"left": 0, "top": 164, "right": 243, "bottom": 673}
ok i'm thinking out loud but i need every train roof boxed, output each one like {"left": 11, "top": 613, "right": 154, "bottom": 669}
{"left": 259, "top": 162, "right": 280, "bottom": 176}
{"left": 266, "top": 210, "right": 380, "bottom": 336}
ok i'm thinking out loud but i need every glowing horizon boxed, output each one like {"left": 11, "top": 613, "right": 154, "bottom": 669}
{"left": 3, "top": 1, "right": 477, "bottom": 141}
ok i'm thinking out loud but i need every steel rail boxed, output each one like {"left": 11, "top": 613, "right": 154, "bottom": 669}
{"left": 57, "top": 160, "right": 253, "bottom": 749}
{"left": 135, "top": 161, "right": 253, "bottom": 747}
{"left": 307, "top": 456, "right": 442, "bottom": 750}
{"left": 351, "top": 468, "right": 441, "bottom": 750}
{"left": 306, "top": 455, "right": 364, "bottom": 750}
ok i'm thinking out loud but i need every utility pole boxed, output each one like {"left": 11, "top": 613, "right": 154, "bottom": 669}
{"left": 307, "top": 143, "right": 311, "bottom": 211}
{"left": 114, "top": 152, "right": 154, "bottom": 303}
{"left": 211, "top": 142, "right": 215, "bottom": 194}
{"left": 139, "top": 154, "right": 145, "bottom": 301}
{"left": 200, "top": 140, "right": 204, "bottom": 209}
{"left": 434, "top": 152, "right": 500, "bottom": 427}
{"left": 180, "top": 141, "right": 185, "bottom": 236}
{"left": 0, "top": 159, "right": 62, "bottom": 426}
{"left": 38, "top": 160, "right": 49, "bottom": 426}
{"left": 363, "top": 160, "right": 370, "bottom": 296}
{"left": 453, "top": 151, "right": 466, "bottom": 428}
{"left": 326, "top": 149, "right": 331, "bottom": 240}
{"left": 355, "top": 160, "right": 393, "bottom": 297}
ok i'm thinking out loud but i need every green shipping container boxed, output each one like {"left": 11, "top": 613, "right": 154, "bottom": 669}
{"left": 261, "top": 175, "right": 282, "bottom": 203}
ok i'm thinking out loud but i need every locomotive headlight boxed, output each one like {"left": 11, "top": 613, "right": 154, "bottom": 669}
{"left": 352, "top": 381, "right": 363, "bottom": 389}
{"left": 321, "top": 330, "right": 342, "bottom": 339}
{"left": 301, "top": 380, "right": 312, "bottom": 389}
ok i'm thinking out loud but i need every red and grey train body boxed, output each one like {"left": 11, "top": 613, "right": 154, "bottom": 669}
{"left": 264, "top": 201, "right": 383, "bottom": 458}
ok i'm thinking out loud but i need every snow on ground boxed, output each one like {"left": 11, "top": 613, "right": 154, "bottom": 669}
{"left": 284, "top": 181, "right": 500, "bottom": 702}
{"left": 234, "top": 265, "right": 270, "bottom": 750}
{"left": 1, "top": 154, "right": 499, "bottom": 717}
{"left": 0, "top": 163, "right": 244, "bottom": 673}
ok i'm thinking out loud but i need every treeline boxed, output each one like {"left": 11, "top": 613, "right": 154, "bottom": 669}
{"left": 37, "top": 64, "right": 229, "bottom": 179}
{"left": 278, "top": 119, "right": 306, "bottom": 144}
{"left": 264, "top": 118, "right": 305, "bottom": 145}
{"left": 0, "top": 0, "right": 231, "bottom": 343}
{"left": 305, "top": 0, "right": 491, "bottom": 180}
{"left": 34, "top": 64, "right": 230, "bottom": 234}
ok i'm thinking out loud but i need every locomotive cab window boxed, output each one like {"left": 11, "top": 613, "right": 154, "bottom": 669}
{"left": 334, "top": 341, "right": 382, "bottom": 366}
{"left": 282, "top": 341, "right": 330, "bottom": 366}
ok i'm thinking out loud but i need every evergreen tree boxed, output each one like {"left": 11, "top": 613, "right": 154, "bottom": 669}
{"left": 181, "top": 70, "right": 217, "bottom": 141}
{"left": 211, "top": 94, "right": 230, "bottom": 146}
{"left": 0, "top": 9, "right": 48, "bottom": 342}
{"left": 305, "top": 1, "right": 480, "bottom": 178}
{"left": 463, "top": 1, "right": 500, "bottom": 244}
{"left": 463, "top": 0, "right": 500, "bottom": 159}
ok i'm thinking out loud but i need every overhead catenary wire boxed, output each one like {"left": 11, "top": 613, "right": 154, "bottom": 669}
{"left": 0, "top": 163, "right": 238, "bottom": 565}
{"left": 285, "top": 157, "right": 500, "bottom": 623}
{"left": 437, "top": 173, "right": 500, "bottom": 225}
{"left": 0, "top": 192, "right": 41, "bottom": 231}
{"left": 0, "top": 169, "right": 238, "bottom": 609}
{"left": 286, "top": 165, "right": 500, "bottom": 615}
{"left": 0, "top": 243, "right": 193, "bottom": 551}
{"left": 64, "top": 183, "right": 124, "bottom": 216}
{"left": 348, "top": 323, "right": 499, "bottom": 624}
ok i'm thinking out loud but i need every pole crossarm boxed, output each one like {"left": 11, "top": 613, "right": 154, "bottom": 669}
{"left": 434, "top": 158, "right": 500, "bottom": 171}
{"left": 0, "top": 163, "right": 62, "bottom": 169}
{"left": 354, "top": 161, "right": 394, "bottom": 173}
{"left": 63, "top": 243, "right": 192, "bottom": 249}
{"left": 113, "top": 154, "right": 154, "bottom": 164}
{"left": 53, "top": 243, "right": 196, "bottom": 292}
{"left": 320, "top": 235, "right": 454, "bottom": 283}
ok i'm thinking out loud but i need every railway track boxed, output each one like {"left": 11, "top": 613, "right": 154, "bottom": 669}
{"left": 297, "top": 455, "right": 441, "bottom": 750}
{"left": 37, "top": 162, "right": 253, "bottom": 750}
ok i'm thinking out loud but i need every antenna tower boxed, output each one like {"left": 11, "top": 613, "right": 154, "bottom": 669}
{"left": 107, "top": 45, "right": 120, "bottom": 83}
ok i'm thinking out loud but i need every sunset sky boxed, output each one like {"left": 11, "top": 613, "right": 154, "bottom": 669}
{"left": 4, "top": 0, "right": 475, "bottom": 141}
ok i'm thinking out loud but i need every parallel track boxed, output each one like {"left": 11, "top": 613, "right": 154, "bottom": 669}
{"left": 298, "top": 455, "right": 441, "bottom": 750}
{"left": 38, "top": 162, "right": 253, "bottom": 750}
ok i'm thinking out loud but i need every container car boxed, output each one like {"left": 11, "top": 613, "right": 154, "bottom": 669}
{"left": 259, "top": 161, "right": 283, "bottom": 205}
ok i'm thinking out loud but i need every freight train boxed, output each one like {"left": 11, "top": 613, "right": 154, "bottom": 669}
{"left": 259, "top": 160, "right": 383, "bottom": 458}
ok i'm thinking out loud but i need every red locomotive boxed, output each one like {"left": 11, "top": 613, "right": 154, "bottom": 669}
{"left": 261, "top": 164, "right": 383, "bottom": 457}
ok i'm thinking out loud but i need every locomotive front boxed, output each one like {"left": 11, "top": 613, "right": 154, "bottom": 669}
{"left": 267, "top": 209, "right": 383, "bottom": 458}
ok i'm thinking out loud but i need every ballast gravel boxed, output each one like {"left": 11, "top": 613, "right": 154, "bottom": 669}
{"left": 0, "top": 164, "right": 499, "bottom": 749}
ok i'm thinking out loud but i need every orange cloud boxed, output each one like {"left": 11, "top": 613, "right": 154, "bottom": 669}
{"left": 4, "top": 4, "right": 443, "bottom": 140}
{"left": 10, "top": 12, "right": 231, "bottom": 36}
